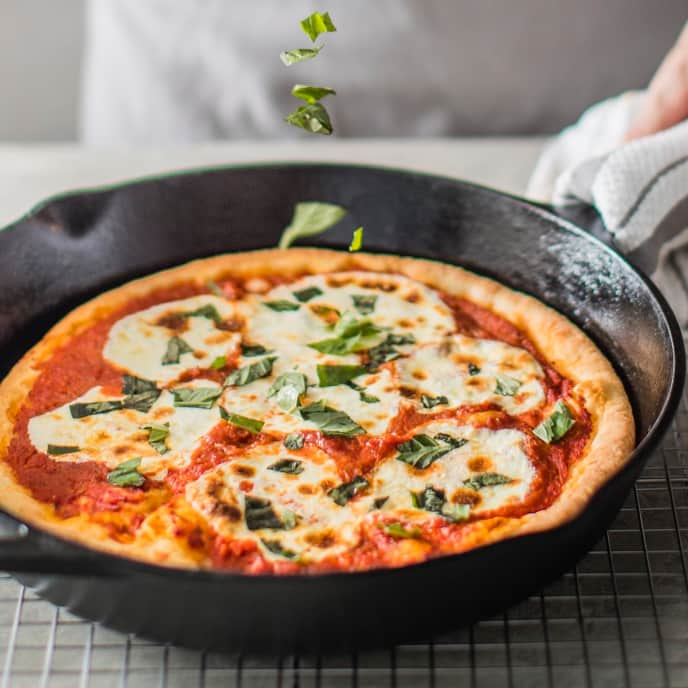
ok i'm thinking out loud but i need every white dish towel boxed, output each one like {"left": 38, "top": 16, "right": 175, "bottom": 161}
{"left": 527, "top": 91, "right": 688, "bottom": 329}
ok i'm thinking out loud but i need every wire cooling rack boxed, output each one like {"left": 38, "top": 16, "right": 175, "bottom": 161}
{"left": 0, "top": 390, "right": 686, "bottom": 688}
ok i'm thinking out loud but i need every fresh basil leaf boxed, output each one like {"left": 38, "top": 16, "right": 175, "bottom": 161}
{"left": 180, "top": 303, "right": 222, "bottom": 324}
{"left": 379, "top": 523, "right": 422, "bottom": 539}
{"left": 348, "top": 226, "right": 364, "bottom": 252}
{"left": 468, "top": 362, "right": 481, "bottom": 376}
{"left": 211, "top": 355, "right": 227, "bottom": 369}
{"left": 420, "top": 394, "right": 449, "bottom": 409}
{"left": 267, "top": 372, "right": 308, "bottom": 412}
{"left": 107, "top": 457, "right": 145, "bottom": 488}
{"left": 441, "top": 503, "right": 471, "bottom": 522}
{"left": 241, "top": 344, "right": 271, "bottom": 357}
{"left": 308, "top": 312, "right": 383, "bottom": 355}
{"left": 226, "top": 413, "right": 264, "bottom": 434}
{"left": 346, "top": 380, "right": 380, "bottom": 403}
{"left": 434, "top": 433, "right": 468, "bottom": 449}
{"left": 328, "top": 476, "right": 369, "bottom": 506}
{"left": 278, "top": 201, "right": 348, "bottom": 249}
{"left": 162, "top": 335, "right": 194, "bottom": 365}
{"left": 172, "top": 387, "right": 222, "bottom": 409}
{"left": 122, "top": 389, "right": 161, "bottom": 413}
{"left": 533, "top": 400, "right": 575, "bottom": 443}
{"left": 396, "top": 434, "right": 453, "bottom": 469}
{"left": 206, "top": 280, "right": 225, "bottom": 298}
{"left": 300, "top": 11, "right": 336, "bottom": 41}
{"left": 245, "top": 496, "right": 295, "bottom": 530}
{"left": 292, "top": 286, "right": 323, "bottom": 302}
{"left": 46, "top": 444, "right": 80, "bottom": 456}
{"left": 292, "top": 84, "right": 336, "bottom": 104}
{"left": 69, "top": 400, "right": 123, "bottom": 419}
{"left": 122, "top": 375, "right": 158, "bottom": 395}
{"left": 299, "top": 400, "right": 365, "bottom": 437}
{"left": 261, "top": 538, "right": 298, "bottom": 560}
{"left": 316, "top": 364, "right": 367, "bottom": 387}
{"left": 366, "top": 332, "right": 416, "bottom": 370}
{"left": 264, "top": 300, "right": 300, "bottom": 312}
{"left": 463, "top": 473, "right": 512, "bottom": 491}
{"left": 285, "top": 103, "right": 333, "bottom": 135}
{"left": 142, "top": 423, "right": 169, "bottom": 454}
{"left": 284, "top": 433, "right": 305, "bottom": 450}
{"left": 280, "top": 46, "right": 322, "bottom": 66}
{"left": 371, "top": 496, "right": 389, "bottom": 510}
{"left": 351, "top": 294, "right": 377, "bottom": 315}
{"left": 268, "top": 458, "right": 304, "bottom": 474}
{"left": 495, "top": 374, "right": 521, "bottom": 396}
{"left": 225, "top": 357, "right": 277, "bottom": 387}
{"left": 413, "top": 486, "right": 446, "bottom": 513}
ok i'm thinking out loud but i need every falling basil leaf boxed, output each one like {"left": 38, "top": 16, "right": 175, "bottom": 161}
{"left": 280, "top": 46, "right": 322, "bottom": 66}
{"left": 495, "top": 374, "right": 521, "bottom": 397}
{"left": 172, "top": 387, "right": 222, "bottom": 409}
{"left": 226, "top": 413, "right": 264, "bottom": 434}
{"left": 396, "top": 434, "right": 454, "bottom": 469}
{"left": 241, "top": 344, "right": 271, "bottom": 357}
{"left": 379, "top": 523, "right": 422, "bottom": 539}
{"left": 533, "top": 400, "right": 575, "bottom": 443}
{"left": 292, "top": 286, "right": 323, "bottom": 303}
{"left": 328, "top": 476, "right": 369, "bottom": 506}
{"left": 300, "top": 11, "right": 336, "bottom": 41}
{"left": 46, "top": 444, "right": 80, "bottom": 456}
{"left": 268, "top": 458, "right": 304, "bottom": 474}
{"left": 463, "top": 473, "right": 512, "bottom": 491}
{"left": 351, "top": 294, "right": 377, "bottom": 315}
{"left": 299, "top": 400, "right": 365, "bottom": 437}
{"left": 180, "top": 303, "right": 222, "bottom": 324}
{"left": 292, "top": 84, "right": 336, "bottom": 104}
{"left": 420, "top": 395, "right": 449, "bottom": 409}
{"left": 261, "top": 538, "right": 299, "bottom": 560}
{"left": 122, "top": 375, "right": 158, "bottom": 395}
{"left": 69, "top": 400, "right": 123, "bottom": 419}
{"left": 245, "top": 496, "right": 295, "bottom": 531}
{"left": 122, "top": 389, "right": 161, "bottom": 413}
{"left": 434, "top": 433, "right": 468, "bottom": 449}
{"left": 264, "top": 300, "right": 300, "bottom": 312}
{"left": 285, "top": 102, "right": 333, "bottom": 135}
{"left": 348, "top": 226, "right": 364, "bottom": 252}
{"left": 225, "top": 357, "right": 277, "bottom": 387}
{"left": 142, "top": 423, "right": 170, "bottom": 454}
{"left": 211, "top": 355, "right": 227, "bottom": 370}
{"left": 206, "top": 280, "right": 225, "bottom": 298}
{"left": 316, "top": 364, "right": 367, "bottom": 387}
{"left": 267, "top": 372, "right": 308, "bottom": 412}
{"left": 284, "top": 433, "right": 305, "bottom": 450}
{"left": 162, "top": 335, "right": 194, "bottom": 365}
{"left": 278, "top": 201, "right": 348, "bottom": 250}
{"left": 468, "top": 363, "right": 481, "bottom": 376}
{"left": 107, "top": 457, "right": 145, "bottom": 488}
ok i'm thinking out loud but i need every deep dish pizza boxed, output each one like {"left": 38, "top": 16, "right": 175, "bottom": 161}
{"left": 0, "top": 249, "right": 634, "bottom": 573}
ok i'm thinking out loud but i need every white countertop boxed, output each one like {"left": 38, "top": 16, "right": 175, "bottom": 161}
{"left": 0, "top": 138, "right": 546, "bottom": 227}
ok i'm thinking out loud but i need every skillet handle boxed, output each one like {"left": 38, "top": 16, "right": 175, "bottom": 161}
{"left": 0, "top": 511, "right": 115, "bottom": 575}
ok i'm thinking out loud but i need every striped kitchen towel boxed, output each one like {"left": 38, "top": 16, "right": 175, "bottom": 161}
{"left": 527, "top": 91, "right": 688, "bottom": 329}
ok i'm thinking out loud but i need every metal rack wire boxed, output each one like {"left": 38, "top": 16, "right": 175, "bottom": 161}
{"left": 1, "top": 389, "right": 687, "bottom": 688}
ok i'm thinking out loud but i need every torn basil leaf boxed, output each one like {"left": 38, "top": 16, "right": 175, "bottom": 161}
{"left": 122, "top": 375, "right": 157, "bottom": 395}
{"left": 468, "top": 363, "right": 481, "bottom": 376}
{"left": 69, "top": 400, "right": 123, "bottom": 419}
{"left": 285, "top": 103, "right": 333, "bottom": 135}
{"left": 264, "top": 300, "right": 300, "bottom": 312}
{"left": 142, "top": 423, "right": 169, "bottom": 454}
{"left": 162, "top": 335, "right": 194, "bottom": 365}
{"left": 46, "top": 444, "right": 79, "bottom": 456}
{"left": 372, "top": 496, "right": 389, "bottom": 510}
{"left": 211, "top": 355, "right": 226, "bottom": 369}
{"left": 346, "top": 380, "right": 380, "bottom": 403}
{"left": 434, "top": 433, "right": 467, "bottom": 449}
{"left": 533, "top": 400, "right": 575, "bottom": 443}
{"left": 280, "top": 46, "right": 322, "bottom": 66}
{"left": 241, "top": 344, "right": 271, "bottom": 357}
{"left": 396, "top": 434, "right": 455, "bottom": 469}
{"left": 366, "top": 332, "right": 416, "bottom": 370}
{"left": 225, "top": 357, "right": 277, "bottom": 387}
{"left": 267, "top": 372, "right": 307, "bottom": 412}
{"left": 495, "top": 374, "right": 521, "bottom": 396}
{"left": 351, "top": 294, "right": 377, "bottom": 315}
{"left": 412, "top": 486, "right": 470, "bottom": 523}
{"left": 463, "top": 473, "right": 512, "bottom": 491}
{"left": 308, "top": 312, "right": 383, "bottom": 355}
{"left": 226, "top": 413, "right": 264, "bottom": 434}
{"left": 348, "top": 226, "right": 364, "bottom": 252}
{"left": 107, "top": 457, "right": 145, "bottom": 488}
{"left": 292, "top": 84, "right": 336, "bottom": 104}
{"left": 299, "top": 400, "right": 365, "bottom": 437}
{"left": 261, "top": 538, "right": 298, "bottom": 560}
{"left": 172, "top": 387, "right": 222, "bottom": 409}
{"left": 300, "top": 10, "right": 336, "bottom": 41}
{"left": 328, "top": 476, "right": 369, "bottom": 506}
{"left": 278, "top": 201, "right": 348, "bottom": 250}
{"left": 316, "top": 364, "right": 366, "bottom": 387}
{"left": 284, "top": 432, "right": 305, "bottom": 450}
{"left": 180, "top": 303, "right": 222, "bottom": 324}
{"left": 379, "top": 523, "right": 422, "bottom": 539}
{"left": 122, "top": 389, "right": 161, "bottom": 413}
{"left": 293, "top": 286, "right": 323, "bottom": 302}
{"left": 268, "top": 458, "right": 304, "bottom": 474}
{"left": 441, "top": 503, "right": 471, "bottom": 522}
{"left": 245, "top": 496, "right": 295, "bottom": 530}
{"left": 420, "top": 395, "right": 449, "bottom": 409}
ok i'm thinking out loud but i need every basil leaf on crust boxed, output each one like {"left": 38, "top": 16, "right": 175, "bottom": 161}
{"left": 379, "top": 523, "right": 422, "bottom": 539}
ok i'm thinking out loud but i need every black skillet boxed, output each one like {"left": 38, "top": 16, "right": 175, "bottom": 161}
{"left": 0, "top": 163, "right": 683, "bottom": 653}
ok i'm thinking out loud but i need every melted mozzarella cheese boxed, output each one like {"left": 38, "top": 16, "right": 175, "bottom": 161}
{"left": 186, "top": 444, "right": 371, "bottom": 562}
{"left": 396, "top": 334, "right": 545, "bottom": 415}
{"left": 28, "top": 380, "right": 223, "bottom": 476}
{"left": 372, "top": 420, "right": 535, "bottom": 516}
{"left": 103, "top": 295, "right": 249, "bottom": 383}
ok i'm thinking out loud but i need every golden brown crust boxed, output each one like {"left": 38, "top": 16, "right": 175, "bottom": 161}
{"left": 0, "top": 248, "right": 635, "bottom": 568}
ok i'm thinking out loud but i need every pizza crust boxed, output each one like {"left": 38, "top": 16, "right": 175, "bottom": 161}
{"left": 0, "top": 248, "right": 635, "bottom": 567}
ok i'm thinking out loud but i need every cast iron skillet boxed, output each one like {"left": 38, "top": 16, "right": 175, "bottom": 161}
{"left": 0, "top": 163, "right": 683, "bottom": 653}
